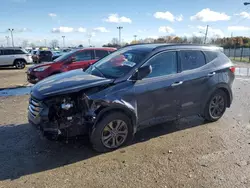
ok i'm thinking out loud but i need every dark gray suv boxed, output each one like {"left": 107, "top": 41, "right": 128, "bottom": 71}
{"left": 28, "top": 44, "right": 235, "bottom": 152}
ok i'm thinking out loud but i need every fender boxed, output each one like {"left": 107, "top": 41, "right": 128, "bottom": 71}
{"left": 201, "top": 83, "right": 232, "bottom": 112}
{"left": 89, "top": 99, "right": 138, "bottom": 134}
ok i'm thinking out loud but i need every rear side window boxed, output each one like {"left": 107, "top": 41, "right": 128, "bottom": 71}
{"left": 95, "top": 50, "right": 109, "bottom": 59}
{"left": 0, "top": 50, "right": 2, "bottom": 55}
{"left": 203, "top": 51, "right": 218, "bottom": 63}
{"left": 180, "top": 50, "right": 206, "bottom": 71}
{"left": 3, "top": 49, "right": 15, "bottom": 55}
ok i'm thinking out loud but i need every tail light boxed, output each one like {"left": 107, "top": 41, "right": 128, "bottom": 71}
{"left": 230, "top": 66, "right": 235, "bottom": 73}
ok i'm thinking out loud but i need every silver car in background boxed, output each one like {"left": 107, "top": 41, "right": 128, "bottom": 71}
{"left": 0, "top": 47, "right": 33, "bottom": 69}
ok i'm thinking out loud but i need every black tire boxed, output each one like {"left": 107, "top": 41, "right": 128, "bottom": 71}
{"left": 14, "top": 59, "right": 26, "bottom": 69}
{"left": 204, "top": 89, "right": 227, "bottom": 122}
{"left": 90, "top": 112, "right": 133, "bottom": 153}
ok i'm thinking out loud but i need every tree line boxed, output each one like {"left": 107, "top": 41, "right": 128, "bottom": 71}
{"left": 103, "top": 36, "right": 250, "bottom": 49}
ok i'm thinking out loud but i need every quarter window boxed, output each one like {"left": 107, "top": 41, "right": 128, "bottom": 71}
{"left": 145, "top": 51, "right": 177, "bottom": 78}
{"left": 204, "top": 51, "right": 218, "bottom": 63}
{"left": 180, "top": 50, "right": 206, "bottom": 71}
{"left": 75, "top": 50, "right": 93, "bottom": 61}
{"left": 14, "top": 49, "right": 26, "bottom": 54}
{"left": 95, "top": 50, "right": 109, "bottom": 59}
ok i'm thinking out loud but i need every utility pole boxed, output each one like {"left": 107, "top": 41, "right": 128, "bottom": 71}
{"left": 133, "top": 35, "right": 137, "bottom": 43}
{"left": 5, "top": 36, "right": 9, "bottom": 46}
{"left": 117, "top": 26, "right": 123, "bottom": 46}
{"left": 62, "top": 36, "right": 65, "bottom": 48}
{"left": 204, "top": 25, "right": 209, "bottom": 44}
{"left": 8, "top": 29, "right": 14, "bottom": 47}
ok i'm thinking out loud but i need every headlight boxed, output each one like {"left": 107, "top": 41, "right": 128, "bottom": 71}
{"left": 34, "top": 66, "right": 50, "bottom": 72}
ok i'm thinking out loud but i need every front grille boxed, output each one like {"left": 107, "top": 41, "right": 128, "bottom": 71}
{"left": 29, "top": 98, "right": 43, "bottom": 118}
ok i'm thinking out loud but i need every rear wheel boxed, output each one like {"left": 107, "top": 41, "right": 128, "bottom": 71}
{"left": 14, "top": 60, "right": 26, "bottom": 69}
{"left": 204, "top": 89, "right": 227, "bottom": 122}
{"left": 90, "top": 112, "right": 133, "bottom": 153}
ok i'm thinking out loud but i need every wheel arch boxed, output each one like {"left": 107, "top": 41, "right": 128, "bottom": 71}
{"left": 14, "top": 58, "right": 27, "bottom": 65}
{"left": 203, "top": 83, "right": 232, "bottom": 110}
{"left": 94, "top": 105, "right": 137, "bottom": 134}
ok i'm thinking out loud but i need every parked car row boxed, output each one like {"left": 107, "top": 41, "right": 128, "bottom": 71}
{"left": 28, "top": 44, "right": 235, "bottom": 152}
{"left": 27, "top": 47, "right": 116, "bottom": 83}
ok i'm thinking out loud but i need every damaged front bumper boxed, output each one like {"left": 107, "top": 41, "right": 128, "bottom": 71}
{"left": 28, "top": 97, "right": 90, "bottom": 139}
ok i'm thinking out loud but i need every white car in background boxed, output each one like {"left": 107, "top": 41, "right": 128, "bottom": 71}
{"left": 0, "top": 47, "right": 33, "bottom": 69}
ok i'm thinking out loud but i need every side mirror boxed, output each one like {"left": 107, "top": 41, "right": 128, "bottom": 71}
{"left": 132, "top": 65, "right": 152, "bottom": 80}
{"left": 71, "top": 57, "right": 76, "bottom": 62}
{"left": 66, "top": 56, "right": 76, "bottom": 64}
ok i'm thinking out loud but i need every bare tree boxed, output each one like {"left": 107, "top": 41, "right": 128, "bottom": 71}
{"left": 30, "top": 43, "right": 36, "bottom": 48}
{"left": 111, "top": 38, "right": 119, "bottom": 45}
{"left": 191, "top": 36, "right": 203, "bottom": 44}
{"left": 21, "top": 40, "right": 29, "bottom": 48}
{"left": 50, "top": 39, "right": 59, "bottom": 48}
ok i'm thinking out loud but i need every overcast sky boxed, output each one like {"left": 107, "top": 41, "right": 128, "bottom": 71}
{"left": 0, "top": 0, "right": 250, "bottom": 47}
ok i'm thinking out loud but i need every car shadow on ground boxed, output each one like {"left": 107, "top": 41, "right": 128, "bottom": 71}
{"left": 0, "top": 116, "right": 205, "bottom": 181}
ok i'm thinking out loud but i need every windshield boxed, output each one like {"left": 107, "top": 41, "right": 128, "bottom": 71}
{"left": 53, "top": 51, "right": 75, "bottom": 62}
{"left": 86, "top": 47, "right": 150, "bottom": 78}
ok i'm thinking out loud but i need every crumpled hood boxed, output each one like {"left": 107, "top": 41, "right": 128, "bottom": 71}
{"left": 31, "top": 69, "right": 113, "bottom": 100}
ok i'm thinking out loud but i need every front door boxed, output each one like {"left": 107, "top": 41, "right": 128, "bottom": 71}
{"left": 134, "top": 51, "right": 183, "bottom": 128}
{"left": 0, "top": 49, "right": 15, "bottom": 65}
{"left": 68, "top": 50, "right": 96, "bottom": 70}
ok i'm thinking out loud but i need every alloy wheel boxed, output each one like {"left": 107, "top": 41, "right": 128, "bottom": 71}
{"left": 209, "top": 95, "right": 225, "bottom": 119}
{"left": 101, "top": 120, "right": 128, "bottom": 149}
{"left": 16, "top": 61, "right": 25, "bottom": 69}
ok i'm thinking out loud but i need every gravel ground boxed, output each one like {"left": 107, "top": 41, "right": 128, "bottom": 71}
{"left": 0, "top": 65, "right": 33, "bottom": 89}
{"left": 0, "top": 74, "right": 250, "bottom": 188}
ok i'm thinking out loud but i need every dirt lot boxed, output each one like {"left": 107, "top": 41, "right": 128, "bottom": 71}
{"left": 0, "top": 65, "right": 250, "bottom": 188}
{"left": 0, "top": 65, "right": 32, "bottom": 89}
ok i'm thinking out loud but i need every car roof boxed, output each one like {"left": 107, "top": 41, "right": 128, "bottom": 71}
{"left": 0, "top": 47, "right": 24, "bottom": 50}
{"left": 79, "top": 47, "right": 116, "bottom": 50}
{"left": 124, "top": 43, "right": 223, "bottom": 52}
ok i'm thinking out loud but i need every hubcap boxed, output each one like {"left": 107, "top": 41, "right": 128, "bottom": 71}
{"left": 101, "top": 120, "right": 128, "bottom": 149}
{"left": 209, "top": 95, "right": 225, "bottom": 119}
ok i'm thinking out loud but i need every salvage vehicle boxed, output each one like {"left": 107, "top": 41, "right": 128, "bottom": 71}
{"left": 27, "top": 47, "right": 116, "bottom": 84}
{"left": 28, "top": 44, "right": 235, "bottom": 152}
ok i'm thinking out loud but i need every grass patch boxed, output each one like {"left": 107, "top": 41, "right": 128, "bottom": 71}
{"left": 230, "top": 57, "right": 250, "bottom": 63}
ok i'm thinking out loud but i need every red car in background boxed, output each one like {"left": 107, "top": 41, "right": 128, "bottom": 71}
{"left": 27, "top": 47, "right": 116, "bottom": 84}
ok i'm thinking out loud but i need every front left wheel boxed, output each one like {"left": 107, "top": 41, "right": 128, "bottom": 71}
{"left": 90, "top": 112, "right": 133, "bottom": 153}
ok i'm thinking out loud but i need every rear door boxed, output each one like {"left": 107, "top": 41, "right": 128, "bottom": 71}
{"left": 1, "top": 49, "right": 15, "bottom": 65}
{"left": 68, "top": 50, "right": 95, "bottom": 70}
{"left": 178, "top": 50, "right": 216, "bottom": 117}
{"left": 0, "top": 50, "right": 5, "bottom": 65}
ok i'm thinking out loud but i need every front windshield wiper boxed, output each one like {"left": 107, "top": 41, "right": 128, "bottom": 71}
{"left": 85, "top": 64, "right": 105, "bottom": 78}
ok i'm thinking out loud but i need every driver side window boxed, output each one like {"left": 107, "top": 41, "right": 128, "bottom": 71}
{"left": 145, "top": 51, "right": 177, "bottom": 78}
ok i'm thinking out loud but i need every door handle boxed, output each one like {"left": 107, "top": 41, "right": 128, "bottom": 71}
{"left": 208, "top": 72, "right": 216, "bottom": 77}
{"left": 171, "top": 81, "right": 183, "bottom": 87}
